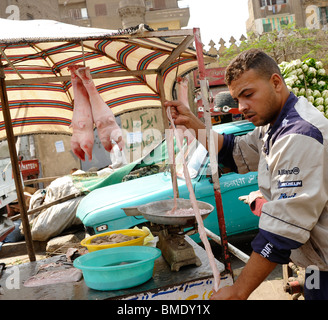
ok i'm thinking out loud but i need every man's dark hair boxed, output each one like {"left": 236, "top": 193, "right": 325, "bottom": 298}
{"left": 225, "top": 49, "right": 283, "bottom": 85}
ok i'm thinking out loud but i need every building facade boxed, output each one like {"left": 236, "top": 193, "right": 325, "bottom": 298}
{"left": 0, "top": 0, "right": 60, "bottom": 20}
{"left": 247, "top": 0, "right": 328, "bottom": 34}
{"left": 58, "top": 0, "right": 190, "bottom": 31}
{"left": 303, "top": 0, "right": 328, "bottom": 29}
{"left": 1, "top": 0, "right": 189, "bottom": 31}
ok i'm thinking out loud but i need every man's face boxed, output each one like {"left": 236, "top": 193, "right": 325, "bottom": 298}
{"left": 228, "top": 69, "right": 282, "bottom": 126}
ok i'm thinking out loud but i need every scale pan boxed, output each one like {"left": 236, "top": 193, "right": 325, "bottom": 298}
{"left": 137, "top": 199, "right": 214, "bottom": 226}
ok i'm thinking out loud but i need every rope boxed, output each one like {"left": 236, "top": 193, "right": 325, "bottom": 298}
{"left": 166, "top": 107, "right": 220, "bottom": 292}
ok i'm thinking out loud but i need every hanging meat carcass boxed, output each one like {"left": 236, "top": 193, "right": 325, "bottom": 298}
{"left": 68, "top": 65, "right": 94, "bottom": 161}
{"left": 68, "top": 65, "right": 124, "bottom": 161}
{"left": 75, "top": 67, "right": 124, "bottom": 153}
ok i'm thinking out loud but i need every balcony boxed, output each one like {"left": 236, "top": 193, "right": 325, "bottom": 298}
{"left": 146, "top": 7, "right": 190, "bottom": 28}
{"left": 260, "top": 3, "right": 291, "bottom": 17}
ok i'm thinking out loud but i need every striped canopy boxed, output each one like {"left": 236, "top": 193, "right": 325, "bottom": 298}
{"left": 0, "top": 19, "right": 210, "bottom": 140}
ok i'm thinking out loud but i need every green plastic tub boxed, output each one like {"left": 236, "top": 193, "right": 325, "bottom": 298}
{"left": 73, "top": 246, "right": 161, "bottom": 291}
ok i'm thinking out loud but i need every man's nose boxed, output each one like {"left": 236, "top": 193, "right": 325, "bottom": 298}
{"left": 238, "top": 102, "right": 248, "bottom": 113}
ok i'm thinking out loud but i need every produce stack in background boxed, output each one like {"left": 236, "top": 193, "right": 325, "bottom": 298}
{"left": 279, "top": 58, "right": 328, "bottom": 119}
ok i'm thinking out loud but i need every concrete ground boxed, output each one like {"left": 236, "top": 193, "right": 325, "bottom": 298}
{"left": 236, "top": 265, "right": 293, "bottom": 300}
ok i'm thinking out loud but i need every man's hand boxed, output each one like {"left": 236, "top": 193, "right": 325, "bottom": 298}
{"left": 210, "top": 284, "right": 246, "bottom": 300}
{"left": 164, "top": 100, "right": 202, "bottom": 128}
{"left": 164, "top": 100, "right": 225, "bottom": 153}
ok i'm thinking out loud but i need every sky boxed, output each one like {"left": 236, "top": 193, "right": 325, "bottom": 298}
{"left": 179, "top": 0, "right": 249, "bottom": 49}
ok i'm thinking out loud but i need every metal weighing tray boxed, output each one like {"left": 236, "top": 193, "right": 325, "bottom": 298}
{"left": 123, "top": 199, "right": 214, "bottom": 226}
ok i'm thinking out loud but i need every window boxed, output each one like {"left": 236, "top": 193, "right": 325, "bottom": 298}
{"left": 319, "top": 6, "right": 328, "bottom": 25}
{"left": 153, "top": 0, "right": 166, "bottom": 10}
{"left": 68, "top": 8, "right": 88, "bottom": 20}
{"left": 281, "top": 20, "right": 288, "bottom": 26}
{"left": 263, "top": 23, "right": 272, "bottom": 32}
{"left": 95, "top": 3, "right": 107, "bottom": 16}
{"left": 81, "top": 8, "right": 88, "bottom": 19}
{"left": 260, "top": 0, "right": 286, "bottom": 6}
{"left": 68, "top": 9, "right": 82, "bottom": 20}
{"left": 145, "top": 0, "right": 153, "bottom": 10}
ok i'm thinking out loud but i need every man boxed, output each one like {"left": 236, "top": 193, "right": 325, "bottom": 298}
{"left": 164, "top": 49, "right": 328, "bottom": 300}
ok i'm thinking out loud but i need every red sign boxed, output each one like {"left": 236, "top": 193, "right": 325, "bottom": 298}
{"left": 19, "top": 159, "right": 39, "bottom": 179}
{"left": 193, "top": 67, "right": 226, "bottom": 88}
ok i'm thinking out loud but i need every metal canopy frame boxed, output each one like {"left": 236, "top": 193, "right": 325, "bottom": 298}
{"left": 0, "top": 27, "right": 231, "bottom": 277}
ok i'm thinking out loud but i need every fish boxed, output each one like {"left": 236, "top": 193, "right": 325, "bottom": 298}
{"left": 23, "top": 268, "right": 82, "bottom": 287}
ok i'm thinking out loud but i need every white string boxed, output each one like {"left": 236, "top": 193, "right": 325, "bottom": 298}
{"left": 166, "top": 107, "right": 220, "bottom": 292}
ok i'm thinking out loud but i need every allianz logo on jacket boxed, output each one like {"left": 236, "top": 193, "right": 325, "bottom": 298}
{"left": 278, "top": 167, "right": 300, "bottom": 175}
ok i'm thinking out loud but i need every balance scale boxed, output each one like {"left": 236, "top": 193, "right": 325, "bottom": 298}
{"left": 122, "top": 199, "right": 214, "bottom": 272}
{"left": 151, "top": 223, "right": 201, "bottom": 271}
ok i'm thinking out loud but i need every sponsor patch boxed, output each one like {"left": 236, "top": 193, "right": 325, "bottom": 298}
{"left": 278, "top": 180, "right": 303, "bottom": 188}
{"left": 278, "top": 167, "right": 300, "bottom": 175}
{"left": 278, "top": 193, "right": 297, "bottom": 199}
{"left": 260, "top": 242, "right": 273, "bottom": 258}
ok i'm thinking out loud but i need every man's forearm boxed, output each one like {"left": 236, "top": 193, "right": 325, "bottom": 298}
{"left": 211, "top": 251, "right": 277, "bottom": 300}
{"left": 234, "top": 252, "right": 277, "bottom": 299}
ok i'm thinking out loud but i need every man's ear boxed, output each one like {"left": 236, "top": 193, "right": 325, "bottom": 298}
{"left": 271, "top": 73, "right": 284, "bottom": 92}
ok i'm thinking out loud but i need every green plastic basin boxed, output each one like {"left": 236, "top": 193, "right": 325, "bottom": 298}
{"left": 73, "top": 246, "right": 161, "bottom": 291}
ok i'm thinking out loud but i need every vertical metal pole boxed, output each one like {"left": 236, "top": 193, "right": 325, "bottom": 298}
{"left": 0, "top": 59, "right": 35, "bottom": 262}
{"left": 193, "top": 28, "right": 232, "bottom": 276}
{"left": 157, "top": 72, "right": 170, "bottom": 130}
